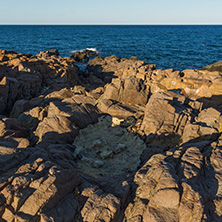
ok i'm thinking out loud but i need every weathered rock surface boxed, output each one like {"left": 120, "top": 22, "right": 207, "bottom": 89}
{"left": 0, "top": 145, "right": 80, "bottom": 221}
{"left": 0, "top": 117, "right": 29, "bottom": 149}
{"left": 101, "top": 77, "right": 149, "bottom": 106}
{"left": 124, "top": 138, "right": 222, "bottom": 222}
{"left": 87, "top": 55, "right": 156, "bottom": 80}
{"left": 96, "top": 76, "right": 148, "bottom": 119}
{"left": 81, "top": 189, "right": 120, "bottom": 222}
{"left": 140, "top": 91, "right": 202, "bottom": 144}
{"left": 182, "top": 107, "right": 222, "bottom": 142}
{"left": 0, "top": 49, "right": 79, "bottom": 114}
{"left": 202, "top": 60, "right": 222, "bottom": 72}
{"left": 70, "top": 49, "right": 98, "bottom": 63}
{"left": 73, "top": 115, "right": 146, "bottom": 178}
{"left": 1, "top": 49, "right": 222, "bottom": 221}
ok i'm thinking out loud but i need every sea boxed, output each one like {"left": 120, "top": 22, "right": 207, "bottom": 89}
{"left": 0, "top": 25, "right": 222, "bottom": 70}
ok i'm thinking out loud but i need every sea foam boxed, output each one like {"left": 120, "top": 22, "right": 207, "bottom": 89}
{"left": 71, "top": 48, "right": 98, "bottom": 54}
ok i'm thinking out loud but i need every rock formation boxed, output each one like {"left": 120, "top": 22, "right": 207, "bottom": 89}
{"left": 0, "top": 49, "right": 222, "bottom": 221}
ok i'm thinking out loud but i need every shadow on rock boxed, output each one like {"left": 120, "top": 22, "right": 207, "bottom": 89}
{"left": 198, "top": 94, "right": 222, "bottom": 112}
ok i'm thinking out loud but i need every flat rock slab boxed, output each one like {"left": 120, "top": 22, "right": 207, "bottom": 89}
{"left": 73, "top": 115, "right": 146, "bottom": 178}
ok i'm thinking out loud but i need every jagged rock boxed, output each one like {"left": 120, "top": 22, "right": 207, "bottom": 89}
{"left": 45, "top": 88, "right": 76, "bottom": 101}
{"left": 83, "top": 49, "right": 98, "bottom": 57}
{"left": 124, "top": 139, "right": 222, "bottom": 222}
{"left": 0, "top": 76, "right": 20, "bottom": 114}
{"left": 70, "top": 94, "right": 97, "bottom": 106}
{"left": 202, "top": 61, "right": 222, "bottom": 72}
{"left": 182, "top": 107, "right": 222, "bottom": 142}
{"left": 18, "top": 106, "right": 47, "bottom": 132}
{"left": 0, "top": 146, "right": 80, "bottom": 221}
{"left": 140, "top": 91, "right": 202, "bottom": 144}
{"left": 0, "top": 54, "right": 9, "bottom": 62}
{"left": 101, "top": 77, "right": 149, "bottom": 106}
{"left": 0, "top": 50, "right": 80, "bottom": 114}
{"left": 73, "top": 115, "right": 146, "bottom": 178}
{"left": 46, "top": 144, "right": 77, "bottom": 169}
{"left": 70, "top": 51, "right": 88, "bottom": 62}
{"left": 97, "top": 98, "right": 143, "bottom": 119}
{"left": 0, "top": 136, "right": 30, "bottom": 149}
{"left": 70, "top": 48, "right": 98, "bottom": 62}
{"left": 1, "top": 49, "right": 222, "bottom": 221}
{"left": 38, "top": 49, "right": 59, "bottom": 58}
{"left": 73, "top": 85, "right": 87, "bottom": 95}
{"left": 87, "top": 55, "right": 156, "bottom": 80}
{"left": 10, "top": 99, "right": 31, "bottom": 119}
{"left": 151, "top": 67, "right": 222, "bottom": 102}
{"left": 0, "top": 117, "right": 28, "bottom": 139}
{"left": 17, "top": 72, "right": 42, "bottom": 98}
{"left": 47, "top": 97, "right": 100, "bottom": 129}
{"left": 40, "top": 193, "right": 78, "bottom": 222}
{"left": 81, "top": 189, "right": 120, "bottom": 222}
{"left": 140, "top": 144, "right": 168, "bottom": 164}
{"left": 34, "top": 115, "right": 78, "bottom": 144}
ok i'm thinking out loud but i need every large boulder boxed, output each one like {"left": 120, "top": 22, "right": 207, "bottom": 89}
{"left": 47, "top": 97, "right": 100, "bottom": 129}
{"left": 38, "top": 49, "right": 59, "bottom": 58}
{"left": 18, "top": 106, "right": 47, "bottom": 132}
{"left": 101, "top": 77, "right": 149, "bottom": 106}
{"left": 34, "top": 115, "right": 78, "bottom": 144}
{"left": 70, "top": 51, "right": 88, "bottom": 62}
{"left": 0, "top": 117, "right": 28, "bottom": 139}
{"left": 124, "top": 139, "right": 222, "bottom": 222}
{"left": 10, "top": 100, "right": 31, "bottom": 119}
{"left": 202, "top": 61, "right": 222, "bottom": 72}
{"left": 81, "top": 189, "right": 120, "bottom": 222}
{"left": 87, "top": 55, "right": 156, "bottom": 80}
{"left": 34, "top": 96, "right": 100, "bottom": 144}
{"left": 97, "top": 99, "right": 141, "bottom": 119}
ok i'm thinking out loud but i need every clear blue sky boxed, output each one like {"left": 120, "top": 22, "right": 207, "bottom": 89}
{"left": 1, "top": 0, "right": 222, "bottom": 24}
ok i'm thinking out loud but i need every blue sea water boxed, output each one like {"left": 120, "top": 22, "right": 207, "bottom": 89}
{"left": 0, "top": 25, "right": 222, "bottom": 70}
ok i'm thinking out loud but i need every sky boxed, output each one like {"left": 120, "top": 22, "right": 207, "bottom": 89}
{"left": 0, "top": 0, "right": 222, "bottom": 24}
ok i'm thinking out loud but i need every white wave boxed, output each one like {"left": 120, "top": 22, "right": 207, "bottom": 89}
{"left": 70, "top": 48, "right": 99, "bottom": 54}
{"left": 86, "top": 48, "right": 98, "bottom": 52}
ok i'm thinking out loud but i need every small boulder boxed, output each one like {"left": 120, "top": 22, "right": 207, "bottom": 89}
{"left": 38, "top": 49, "right": 59, "bottom": 58}
{"left": 70, "top": 51, "right": 88, "bottom": 62}
{"left": 81, "top": 189, "right": 120, "bottom": 222}
{"left": 34, "top": 115, "right": 78, "bottom": 144}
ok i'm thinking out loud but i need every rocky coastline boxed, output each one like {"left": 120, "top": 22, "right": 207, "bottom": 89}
{"left": 0, "top": 48, "right": 222, "bottom": 221}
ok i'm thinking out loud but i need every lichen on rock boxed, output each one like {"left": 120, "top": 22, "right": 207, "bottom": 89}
{"left": 73, "top": 115, "right": 146, "bottom": 178}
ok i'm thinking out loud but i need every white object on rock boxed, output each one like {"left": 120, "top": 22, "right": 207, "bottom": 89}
{"left": 112, "top": 117, "right": 124, "bottom": 127}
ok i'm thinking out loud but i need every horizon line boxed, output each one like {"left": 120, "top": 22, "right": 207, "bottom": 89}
{"left": 0, "top": 23, "right": 222, "bottom": 25}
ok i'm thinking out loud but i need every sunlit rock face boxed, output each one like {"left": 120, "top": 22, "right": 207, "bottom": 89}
{"left": 1, "top": 48, "right": 222, "bottom": 221}
{"left": 73, "top": 115, "right": 146, "bottom": 178}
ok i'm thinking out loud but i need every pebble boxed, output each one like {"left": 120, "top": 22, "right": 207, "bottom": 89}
{"left": 100, "top": 150, "right": 113, "bottom": 159}
{"left": 92, "top": 160, "right": 104, "bottom": 168}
